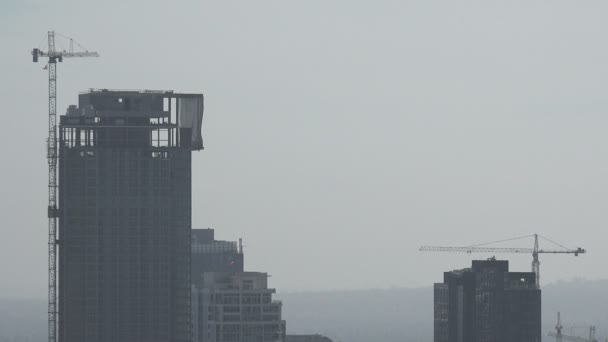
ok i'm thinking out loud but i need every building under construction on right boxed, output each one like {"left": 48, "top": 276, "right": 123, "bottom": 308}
{"left": 434, "top": 258, "right": 541, "bottom": 342}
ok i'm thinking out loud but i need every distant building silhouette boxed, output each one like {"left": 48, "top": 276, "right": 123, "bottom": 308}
{"left": 192, "top": 230, "right": 286, "bottom": 342}
{"left": 58, "top": 89, "right": 204, "bottom": 342}
{"left": 434, "top": 258, "right": 541, "bottom": 342}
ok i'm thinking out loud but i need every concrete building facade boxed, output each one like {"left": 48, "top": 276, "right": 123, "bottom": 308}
{"left": 58, "top": 89, "right": 204, "bottom": 342}
{"left": 434, "top": 258, "right": 541, "bottom": 342}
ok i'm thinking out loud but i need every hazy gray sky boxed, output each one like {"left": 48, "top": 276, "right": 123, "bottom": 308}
{"left": 2, "top": 0, "right": 608, "bottom": 298}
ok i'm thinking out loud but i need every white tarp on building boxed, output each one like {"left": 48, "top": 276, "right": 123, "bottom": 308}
{"left": 178, "top": 95, "right": 204, "bottom": 150}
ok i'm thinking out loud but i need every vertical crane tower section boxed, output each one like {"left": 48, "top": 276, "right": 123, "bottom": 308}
{"left": 556, "top": 312, "right": 563, "bottom": 342}
{"left": 32, "top": 31, "right": 99, "bottom": 342}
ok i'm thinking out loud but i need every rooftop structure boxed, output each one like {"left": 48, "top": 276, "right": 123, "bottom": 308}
{"left": 58, "top": 89, "right": 203, "bottom": 342}
{"left": 192, "top": 229, "right": 244, "bottom": 285}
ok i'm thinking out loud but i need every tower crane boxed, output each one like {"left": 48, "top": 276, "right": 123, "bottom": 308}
{"left": 555, "top": 312, "right": 564, "bottom": 342}
{"left": 548, "top": 313, "right": 599, "bottom": 342}
{"left": 32, "top": 31, "right": 98, "bottom": 342}
{"left": 419, "top": 234, "right": 585, "bottom": 287}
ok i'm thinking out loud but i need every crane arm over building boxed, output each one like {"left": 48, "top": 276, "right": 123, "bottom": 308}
{"left": 419, "top": 246, "right": 585, "bottom": 255}
{"left": 420, "top": 234, "right": 586, "bottom": 287}
{"left": 32, "top": 32, "right": 99, "bottom": 62}
{"left": 34, "top": 50, "right": 100, "bottom": 59}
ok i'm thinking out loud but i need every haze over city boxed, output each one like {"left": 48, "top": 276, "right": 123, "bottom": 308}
{"left": 2, "top": 0, "right": 607, "bottom": 315}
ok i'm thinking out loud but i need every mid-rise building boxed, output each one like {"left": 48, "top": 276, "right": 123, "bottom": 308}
{"left": 58, "top": 89, "right": 204, "bottom": 342}
{"left": 434, "top": 258, "right": 541, "bottom": 342}
{"left": 192, "top": 272, "right": 286, "bottom": 342}
{"left": 191, "top": 230, "right": 285, "bottom": 342}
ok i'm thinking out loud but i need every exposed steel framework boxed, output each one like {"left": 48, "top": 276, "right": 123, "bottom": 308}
{"left": 32, "top": 31, "right": 98, "bottom": 342}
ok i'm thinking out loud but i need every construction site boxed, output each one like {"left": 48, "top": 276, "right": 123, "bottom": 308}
{"left": 31, "top": 31, "right": 333, "bottom": 342}
{"left": 29, "top": 28, "right": 600, "bottom": 342}
{"left": 424, "top": 234, "right": 597, "bottom": 342}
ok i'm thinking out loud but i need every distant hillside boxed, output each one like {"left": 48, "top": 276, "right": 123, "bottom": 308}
{"left": 2, "top": 279, "right": 607, "bottom": 342}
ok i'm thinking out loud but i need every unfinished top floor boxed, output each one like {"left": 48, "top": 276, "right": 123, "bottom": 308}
{"left": 73, "top": 88, "right": 202, "bottom": 118}
{"left": 438, "top": 259, "right": 538, "bottom": 291}
{"left": 60, "top": 89, "right": 204, "bottom": 150}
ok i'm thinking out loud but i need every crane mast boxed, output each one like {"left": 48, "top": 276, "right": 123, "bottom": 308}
{"left": 533, "top": 234, "right": 540, "bottom": 288}
{"left": 47, "top": 30, "right": 58, "bottom": 342}
{"left": 32, "top": 31, "right": 98, "bottom": 342}
{"left": 555, "top": 312, "right": 563, "bottom": 342}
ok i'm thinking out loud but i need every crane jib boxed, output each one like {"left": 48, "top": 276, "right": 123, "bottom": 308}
{"left": 419, "top": 235, "right": 587, "bottom": 289}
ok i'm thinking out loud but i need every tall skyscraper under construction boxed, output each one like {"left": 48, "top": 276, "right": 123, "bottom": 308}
{"left": 58, "top": 89, "right": 204, "bottom": 342}
{"left": 434, "top": 258, "right": 541, "bottom": 342}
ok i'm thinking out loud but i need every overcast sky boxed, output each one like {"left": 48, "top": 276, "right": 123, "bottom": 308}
{"left": 2, "top": 0, "right": 608, "bottom": 298}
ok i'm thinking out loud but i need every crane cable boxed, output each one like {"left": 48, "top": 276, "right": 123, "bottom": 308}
{"left": 465, "top": 234, "right": 535, "bottom": 248}
{"left": 463, "top": 234, "right": 574, "bottom": 251}
{"left": 538, "top": 234, "right": 573, "bottom": 252}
